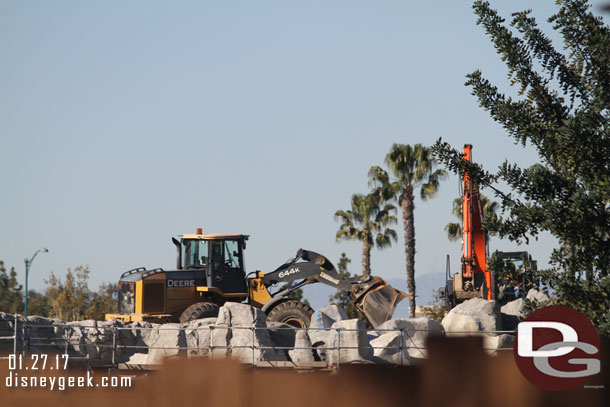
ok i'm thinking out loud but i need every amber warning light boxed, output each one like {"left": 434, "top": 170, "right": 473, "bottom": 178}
{"left": 197, "top": 228, "right": 203, "bottom": 234}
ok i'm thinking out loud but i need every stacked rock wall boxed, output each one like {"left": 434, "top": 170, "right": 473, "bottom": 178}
{"left": 0, "top": 295, "right": 533, "bottom": 367}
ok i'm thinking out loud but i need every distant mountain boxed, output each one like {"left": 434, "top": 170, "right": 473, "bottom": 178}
{"left": 301, "top": 272, "right": 447, "bottom": 317}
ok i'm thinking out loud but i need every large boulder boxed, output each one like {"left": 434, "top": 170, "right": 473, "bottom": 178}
{"left": 483, "top": 334, "right": 515, "bottom": 355}
{"left": 500, "top": 298, "right": 524, "bottom": 331}
{"left": 376, "top": 317, "right": 444, "bottom": 361}
{"left": 182, "top": 317, "right": 217, "bottom": 357}
{"left": 370, "top": 331, "right": 414, "bottom": 365}
{"left": 119, "top": 321, "right": 155, "bottom": 363}
{"left": 327, "top": 319, "right": 373, "bottom": 365}
{"left": 211, "top": 303, "right": 285, "bottom": 363}
{"left": 442, "top": 298, "right": 501, "bottom": 335}
{"left": 23, "top": 316, "right": 65, "bottom": 353}
{"left": 309, "top": 305, "right": 348, "bottom": 361}
{"left": 267, "top": 322, "right": 296, "bottom": 348}
{"left": 0, "top": 313, "right": 25, "bottom": 353}
{"left": 141, "top": 323, "right": 186, "bottom": 364}
{"left": 288, "top": 329, "right": 315, "bottom": 364}
{"left": 65, "top": 320, "right": 113, "bottom": 364}
{"left": 309, "top": 305, "right": 348, "bottom": 330}
{"left": 526, "top": 289, "right": 550, "bottom": 303}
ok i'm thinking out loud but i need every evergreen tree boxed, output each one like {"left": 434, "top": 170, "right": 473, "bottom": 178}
{"left": 26, "top": 290, "right": 51, "bottom": 317}
{"left": 45, "top": 266, "right": 92, "bottom": 321}
{"left": 433, "top": 0, "right": 610, "bottom": 334}
{"left": 0, "top": 260, "right": 24, "bottom": 313}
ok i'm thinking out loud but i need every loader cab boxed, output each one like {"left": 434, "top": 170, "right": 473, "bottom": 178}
{"left": 174, "top": 232, "right": 249, "bottom": 294}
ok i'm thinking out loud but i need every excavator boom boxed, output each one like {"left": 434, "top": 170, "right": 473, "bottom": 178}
{"left": 461, "top": 145, "right": 492, "bottom": 300}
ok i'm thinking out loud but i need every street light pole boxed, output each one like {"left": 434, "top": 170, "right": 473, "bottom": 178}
{"left": 24, "top": 248, "right": 48, "bottom": 318}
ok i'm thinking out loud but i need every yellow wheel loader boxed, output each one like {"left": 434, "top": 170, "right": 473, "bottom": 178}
{"left": 105, "top": 229, "right": 409, "bottom": 328}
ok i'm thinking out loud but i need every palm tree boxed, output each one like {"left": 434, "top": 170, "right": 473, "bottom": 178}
{"left": 445, "top": 195, "right": 499, "bottom": 241}
{"left": 334, "top": 193, "right": 398, "bottom": 276}
{"left": 369, "top": 144, "right": 446, "bottom": 317}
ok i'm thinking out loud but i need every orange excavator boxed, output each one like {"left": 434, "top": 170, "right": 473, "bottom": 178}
{"left": 441, "top": 144, "right": 536, "bottom": 307}
{"left": 448, "top": 144, "right": 493, "bottom": 305}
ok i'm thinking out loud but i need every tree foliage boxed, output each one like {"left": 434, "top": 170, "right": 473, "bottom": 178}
{"left": 0, "top": 261, "right": 23, "bottom": 314}
{"left": 445, "top": 195, "right": 499, "bottom": 241}
{"left": 26, "top": 290, "right": 51, "bottom": 318}
{"left": 433, "top": 0, "right": 610, "bottom": 334}
{"left": 44, "top": 266, "right": 117, "bottom": 321}
{"left": 369, "top": 143, "right": 446, "bottom": 317}
{"left": 85, "top": 283, "right": 118, "bottom": 320}
{"left": 334, "top": 193, "right": 398, "bottom": 276}
{"left": 0, "top": 259, "right": 118, "bottom": 320}
{"left": 45, "top": 266, "right": 92, "bottom": 320}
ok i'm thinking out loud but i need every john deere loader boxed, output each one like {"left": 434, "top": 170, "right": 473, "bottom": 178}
{"left": 105, "top": 229, "right": 408, "bottom": 328}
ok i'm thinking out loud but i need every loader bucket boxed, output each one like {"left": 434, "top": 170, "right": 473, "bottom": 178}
{"left": 354, "top": 278, "right": 410, "bottom": 328}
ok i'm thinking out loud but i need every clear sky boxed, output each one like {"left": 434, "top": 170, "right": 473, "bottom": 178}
{"left": 1, "top": 1, "right": 608, "bottom": 294}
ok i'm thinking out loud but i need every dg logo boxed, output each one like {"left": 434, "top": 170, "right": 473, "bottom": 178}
{"left": 514, "top": 305, "right": 601, "bottom": 391}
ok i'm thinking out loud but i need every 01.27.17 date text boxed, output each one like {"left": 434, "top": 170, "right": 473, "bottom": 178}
{"left": 8, "top": 354, "right": 69, "bottom": 371}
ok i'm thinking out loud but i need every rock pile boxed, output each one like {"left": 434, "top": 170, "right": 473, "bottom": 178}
{"left": 0, "top": 293, "right": 541, "bottom": 366}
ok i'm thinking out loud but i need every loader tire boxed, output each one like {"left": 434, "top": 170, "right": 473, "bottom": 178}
{"left": 179, "top": 302, "right": 220, "bottom": 323}
{"left": 266, "top": 300, "right": 314, "bottom": 329}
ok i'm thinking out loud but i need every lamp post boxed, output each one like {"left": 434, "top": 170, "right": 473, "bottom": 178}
{"left": 24, "top": 248, "right": 48, "bottom": 318}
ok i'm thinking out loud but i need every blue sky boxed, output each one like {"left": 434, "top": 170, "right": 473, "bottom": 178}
{"left": 1, "top": 1, "right": 608, "bottom": 294}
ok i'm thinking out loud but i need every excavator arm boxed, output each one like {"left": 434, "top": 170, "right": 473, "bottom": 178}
{"left": 443, "top": 144, "right": 493, "bottom": 307}
{"left": 248, "top": 249, "right": 410, "bottom": 328}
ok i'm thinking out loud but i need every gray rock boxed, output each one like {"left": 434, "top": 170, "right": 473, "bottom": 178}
{"left": 483, "top": 334, "right": 515, "bottom": 355}
{"left": 267, "top": 321, "right": 296, "bottom": 359}
{"left": 211, "top": 302, "right": 285, "bottom": 363}
{"left": 142, "top": 323, "right": 186, "bottom": 364}
{"left": 126, "top": 352, "right": 149, "bottom": 365}
{"left": 500, "top": 298, "right": 524, "bottom": 331}
{"left": 367, "top": 330, "right": 380, "bottom": 342}
{"left": 308, "top": 305, "right": 348, "bottom": 362}
{"left": 370, "top": 331, "right": 413, "bottom": 365}
{"left": 328, "top": 319, "right": 373, "bottom": 364}
{"left": 66, "top": 322, "right": 115, "bottom": 364}
{"left": 26, "top": 316, "right": 55, "bottom": 325}
{"left": 309, "top": 305, "right": 348, "bottom": 329}
{"left": 25, "top": 316, "right": 59, "bottom": 344}
{"left": 288, "top": 329, "right": 315, "bottom": 364}
{"left": 267, "top": 321, "right": 296, "bottom": 348}
{"left": 442, "top": 298, "right": 501, "bottom": 335}
{"left": 0, "top": 312, "right": 24, "bottom": 337}
{"left": 376, "top": 317, "right": 443, "bottom": 360}
{"left": 182, "top": 317, "right": 216, "bottom": 357}
{"left": 526, "top": 289, "right": 550, "bottom": 303}
{"left": 75, "top": 319, "right": 98, "bottom": 328}
{"left": 128, "top": 321, "right": 155, "bottom": 347}
{"left": 404, "top": 317, "right": 444, "bottom": 359}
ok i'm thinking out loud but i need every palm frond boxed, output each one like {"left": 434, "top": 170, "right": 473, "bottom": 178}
{"left": 452, "top": 197, "right": 463, "bottom": 218}
{"left": 444, "top": 222, "right": 462, "bottom": 242}
{"left": 375, "top": 228, "right": 398, "bottom": 249}
{"left": 368, "top": 166, "right": 390, "bottom": 188}
{"left": 334, "top": 209, "right": 353, "bottom": 223}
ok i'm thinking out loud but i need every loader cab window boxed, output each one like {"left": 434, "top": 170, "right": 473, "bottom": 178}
{"left": 210, "top": 240, "right": 242, "bottom": 273}
{"left": 210, "top": 239, "right": 247, "bottom": 293}
{"left": 182, "top": 239, "right": 209, "bottom": 269}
